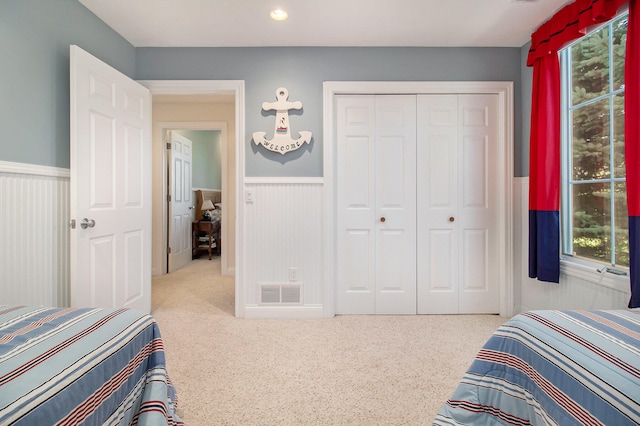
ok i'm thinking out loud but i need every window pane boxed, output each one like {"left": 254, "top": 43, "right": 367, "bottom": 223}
{"left": 613, "top": 93, "right": 625, "bottom": 177}
{"left": 563, "top": 13, "right": 628, "bottom": 267}
{"left": 613, "top": 15, "right": 628, "bottom": 91}
{"left": 572, "top": 182, "right": 611, "bottom": 262}
{"left": 572, "top": 98, "right": 610, "bottom": 180}
{"left": 572, "top": 26, "right": 610, "bottom": 105}
{"left": 615, "top": 182, "right": 629, "bottom": 267}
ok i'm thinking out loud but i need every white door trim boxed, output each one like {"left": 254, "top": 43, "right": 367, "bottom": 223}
{"left": 323, "top": 81, "right": 514, "bottom": 317}
{"left": 139, "top": 80, "right": 245, "bottom": 318}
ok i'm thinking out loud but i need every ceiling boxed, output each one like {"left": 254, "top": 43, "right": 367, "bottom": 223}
{"left": 78, "top": 0, "right": 571, "bottom": 48}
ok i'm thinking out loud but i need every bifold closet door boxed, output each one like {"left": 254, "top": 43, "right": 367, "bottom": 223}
{"left": 336, "top": 95, "right": 417, "bottom": 314}
{"left": 416, "top": 94, "right": 500, "bottom": 314}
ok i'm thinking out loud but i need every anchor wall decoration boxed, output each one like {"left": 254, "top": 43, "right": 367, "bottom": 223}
{"left": 252, "top": 87, "right": 312, "bottom": 155}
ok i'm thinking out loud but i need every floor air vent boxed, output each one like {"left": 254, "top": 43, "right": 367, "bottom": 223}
{"left": 260, "top": 283, "right": 302, "bottom": 304}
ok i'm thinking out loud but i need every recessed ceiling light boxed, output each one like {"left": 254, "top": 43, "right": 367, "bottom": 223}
{"left": 270, "top": 9, "right": 288, "bottom": 21}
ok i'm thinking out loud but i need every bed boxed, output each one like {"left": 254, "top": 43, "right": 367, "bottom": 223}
{"left": 0, "top": 305, "right": 182, "bottom": 425}
{"left": 434, "top": 309, "right": 640, "bottom": 425}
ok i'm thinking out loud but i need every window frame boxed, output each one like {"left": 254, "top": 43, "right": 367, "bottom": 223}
{"left": 558, "top": 12, "right": 630, "bottom": 288}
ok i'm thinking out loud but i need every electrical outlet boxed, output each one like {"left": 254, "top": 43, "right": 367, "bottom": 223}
{"left": 289, "top": 267, "right": 298, "bottom": 282}
{"left": 245, "top": 189, "right": 254, "bottom": 203}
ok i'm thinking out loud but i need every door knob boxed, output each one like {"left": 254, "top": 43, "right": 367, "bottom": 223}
{"left": 80, "top": 218, "right": 96, "bottom": 229}
{"left": 449, "top": 216, "right": 455, "bottom": 222}
{"left": 380, "top": 217, "right": 386, "bottom": 223}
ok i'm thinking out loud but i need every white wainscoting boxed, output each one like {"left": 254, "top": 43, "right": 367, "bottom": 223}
{"left": 513, "top": 177, "right": 630, "bottom": 314}
{"left": 0, "top": 161, "right": 70, "bottom": 306}
{"left": 243, "top": 178, "right": 324, "bottom": 318}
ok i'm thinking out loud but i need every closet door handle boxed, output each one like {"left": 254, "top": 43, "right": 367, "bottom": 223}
{"left": 380, "top": 217, "right": 386, "bottom": 223}
{"left": 449, "top": 217, "right": 455, "bottom": 222}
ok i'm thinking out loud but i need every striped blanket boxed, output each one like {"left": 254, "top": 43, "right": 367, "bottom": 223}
{"left": 0, "top": 305, "right": 183, "bottom": 425}
{"left": 434, "top": 309, "right": 640, "bottom": 426}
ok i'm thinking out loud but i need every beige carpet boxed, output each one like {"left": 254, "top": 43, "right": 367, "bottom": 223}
{"left": 152, "top": 258, "right": 506, "bottom": 425}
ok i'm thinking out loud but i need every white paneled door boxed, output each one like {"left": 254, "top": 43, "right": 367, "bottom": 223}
{"left": 70, "top": 45, "right": 152, "bottom": 312}
{"left": 417, "top": 94, "right": 500, "bottom": 314}
{"left": 336, "top": 93, "right": 500, "bottom": 315}
{"left": 336, "top": 95, "right": 417, "bottom": 314}
{"left": 167, "top": 131, "right": 193, "bottom": 273}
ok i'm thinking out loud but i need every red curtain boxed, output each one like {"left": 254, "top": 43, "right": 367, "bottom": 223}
{"left": 526, "top": 0, "right": 631, "bottom": 289}
{"left": 528, "top": 52, "right": 561, "bottom": 283}
{"left": 527, "top": 0, "right": 629, "bottom": 67}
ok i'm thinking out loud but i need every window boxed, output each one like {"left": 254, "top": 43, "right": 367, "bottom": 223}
{"left": 560, "top": 12, "right": 629, "bottom": 267}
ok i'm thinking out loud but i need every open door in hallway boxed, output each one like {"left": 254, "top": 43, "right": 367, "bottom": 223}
{"left": 167, "top": 131, "right": 194, "bottom": 273}
{"left": 70, "top": 45, "right": 152, "bottom": 312}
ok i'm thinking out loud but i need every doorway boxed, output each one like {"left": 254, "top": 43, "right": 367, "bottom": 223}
{"left": 140, "top": 80, "right": 245, "bottom": 318}
{"left": 156, "top": 118, "right": 229, "bottom": 273}
{"left": 166, "top": 129, "right": 224, "bottom": 273}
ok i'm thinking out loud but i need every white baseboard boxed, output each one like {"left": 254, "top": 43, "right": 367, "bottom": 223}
{"left": 243, "top": 305, "right": 325, "bottom": 319}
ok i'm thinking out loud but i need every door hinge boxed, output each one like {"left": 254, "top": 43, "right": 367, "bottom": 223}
{"left": 166, "top": 142, "right": 171, "bottom": 150}
{"left": 167, "top": 246, "right": 172, "bottom": 254}
{"left": 167, "top": 194, "right": 171, "bottom": 202}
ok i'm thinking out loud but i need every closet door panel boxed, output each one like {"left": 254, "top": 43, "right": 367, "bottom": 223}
{"left": 417, "top": 94, "right": 500, "bottom": 314}
{"left": 375, "top": 96, "right": 416, "bottom": 314}
{"left": 458, "top": 94, "right": 500, "bottom": 314}
{"left": 417, "top": 95, "right": 459, "bottom": 314}
{"left": 428, "top": 229, "right": 456, "bottom": 291}
{"left": 336, "top": 96, "right": 377, "bottom": 314}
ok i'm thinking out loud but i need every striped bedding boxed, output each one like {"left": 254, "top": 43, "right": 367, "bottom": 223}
{"left": 434, "top": 309, "right": 640, "bottom": 426}
{"left": 0, "top": 305, "right": 183, "bottom": 425}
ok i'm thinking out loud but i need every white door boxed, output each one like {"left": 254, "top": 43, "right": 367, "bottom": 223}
{"left": 417, "top": 94, "right": 500, "bottom": 314}
{"left": 336, "top": 95, "right": 417, "bottom": 314}
{"left": 69, "top": 45, "right": 152, "bottom": 312}
{"left": 167, "top": 131, "right": 193, "bottom": 273}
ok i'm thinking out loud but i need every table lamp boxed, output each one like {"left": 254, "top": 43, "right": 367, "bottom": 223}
{"left": 201, "top": 199, "right": 215, "bottom": 220}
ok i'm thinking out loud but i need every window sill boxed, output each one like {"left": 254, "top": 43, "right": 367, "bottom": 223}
{"left": 560, "top": 258, "right": 630, "bottom": 294}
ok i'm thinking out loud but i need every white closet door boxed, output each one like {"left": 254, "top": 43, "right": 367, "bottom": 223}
{"left": 457, "top": 94, "right": 499, "bottom": 314}
{"left": 417, "top": 94, "right": 500, "bottom": 314}
{"left": 336, "top": 96, "right": 376, "bottom": 314}
{"left": 416, "top": 95, "right": 459, "bottom": 314}
{"left": 374, "top": 96, "right": 417, "bottom": 314}
{"left": 336, "top": 95, "right": 417, "bottom": 314}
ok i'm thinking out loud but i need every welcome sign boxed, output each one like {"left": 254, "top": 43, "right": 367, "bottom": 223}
{"left": 252, "top": 87, "right": 312, "bottom": 154}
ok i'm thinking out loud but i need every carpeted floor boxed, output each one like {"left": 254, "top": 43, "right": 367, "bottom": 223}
{"left": 152, "top": 258, "right": 506, "bottom": 425}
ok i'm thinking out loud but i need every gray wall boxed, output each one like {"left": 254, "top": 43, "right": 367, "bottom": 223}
{"left": 1, "top": 1, "right": 532, "bottom": 177}
{"left": 175, "top": 130, "right": 222, "bottom": 190}
{"left": 136, "top": 47, "right": 526, "bottom": 177}
{"left": 0, "top": 0, "right": 136, "bottom": 169}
